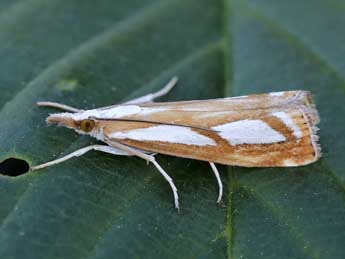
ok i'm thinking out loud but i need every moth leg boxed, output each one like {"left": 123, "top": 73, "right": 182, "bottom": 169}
{"left": 151, "top": 159, "right": 179, "bottom": 210}
{"left": 107, "top": 140, "right": 179, "bottom": 210}
{"left": 36, "top": 101, "right": 83, "bottom": 113}
{"left": 124, "top": 77, "right": 178, "bottom": 104}
{"left": 30, "top": 145, "right": 132, "bottom": 171}
{"left": 209, "top": 162, "right": 223, "bottom": 203}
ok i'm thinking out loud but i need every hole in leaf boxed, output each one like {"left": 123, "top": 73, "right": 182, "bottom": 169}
{"left": 0, "top": 158, "right": 30, "bottom": 177}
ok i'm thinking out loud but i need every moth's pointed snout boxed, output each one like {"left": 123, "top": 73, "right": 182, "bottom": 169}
{"left": 46, "top": 113, "right": 76, "bottom": 128}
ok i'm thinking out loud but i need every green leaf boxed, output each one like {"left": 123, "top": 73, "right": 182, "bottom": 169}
{"left": 1, "top": 0, "right": 345, "bottom": 258}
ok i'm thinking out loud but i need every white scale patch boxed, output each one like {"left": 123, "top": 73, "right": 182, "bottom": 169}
{"left": 269, "top": 91, "right": 286, "bottom": 96}
{"left": 212, "top": 120, "right": 286, "bottom": 145}
{"left": 224, "top": 95, "right": 249, "bottom": 99}
{"left": 282, "top": 159, "right": 298, "bottom": 166}
{"left": 272, "top": 111, "right": 303, "bottom": 138}
{"left": 110, "top": 125, "right": 216, "bottom": 146}
{"left": 72, "top": 105, "right": 167, "bottom": 120}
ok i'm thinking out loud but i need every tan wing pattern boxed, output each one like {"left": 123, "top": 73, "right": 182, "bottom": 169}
{"left": 94, "top": 91, "right": 320, "bottom": 167}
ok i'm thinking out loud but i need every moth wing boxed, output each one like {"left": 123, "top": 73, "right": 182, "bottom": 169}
{"left": 97, "top": 90, "right": 315, "bottom": 113}
{"left": 140, "top": 90, "right": 316, "bottom": 112}
{"left": 97, "top": 91, "right": 320, "bottom": 167}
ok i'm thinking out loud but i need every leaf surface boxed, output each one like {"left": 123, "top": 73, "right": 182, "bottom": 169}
{"left": 1, "top": 0, "right": 345, "bottom": 258}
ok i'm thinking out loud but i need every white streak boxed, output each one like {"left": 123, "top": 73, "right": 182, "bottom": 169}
{"left": 140, "top": 107, "right": 168, "bottom": 115}
{"left": 224, "top": 95, "right": 248, "bottom": 99}
{"left": 282, "top": 159, "right": 298, "bottom": 166}
{"left": 270, "top": 91, "right": 285, "bottom": 96}
{"left": 272, "top": 111, "right": 302, "bottom": 138}
{"left": 110, "top": 125, "right": 216, "bottom": 146}
{"left": 72, "top": 105, "right": 167, "bottom": 120}
{"left": 99, "top": 105, "right": 141, "bottom": 117}
{"left": 212, "top": 120, "right": 286, "bottom": 145}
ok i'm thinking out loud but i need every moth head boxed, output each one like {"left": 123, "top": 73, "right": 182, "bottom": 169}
{"left": 46, "top": 113, "right": 97, "bottom": 134}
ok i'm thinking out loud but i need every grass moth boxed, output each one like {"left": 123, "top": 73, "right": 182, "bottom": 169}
{"left": 32, "top": 77, "right": 321, "bottom": 209}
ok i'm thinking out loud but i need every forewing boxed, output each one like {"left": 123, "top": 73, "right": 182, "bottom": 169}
{"left": 95, "top": 91, "right": 320, "bottom": 167}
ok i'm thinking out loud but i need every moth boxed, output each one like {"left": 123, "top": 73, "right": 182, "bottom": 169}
{"left": 32, "top": 77, "right": 321, "bottom": 209}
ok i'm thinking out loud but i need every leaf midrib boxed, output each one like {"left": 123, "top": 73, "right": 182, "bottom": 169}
{"left": 2, "top": 0, "right": 343, "bottom": 258}
{"left": 224, "top": 0, "right": 345, "bottom": 258}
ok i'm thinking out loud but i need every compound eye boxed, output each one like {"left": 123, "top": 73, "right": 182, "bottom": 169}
{"left": 80, "top": 119, "right": 95, "bottom": 132}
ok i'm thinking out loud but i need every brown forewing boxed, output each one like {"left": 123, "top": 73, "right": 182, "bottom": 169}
{"left": 96, "top": 90, "right": 320, "bottom": 167}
